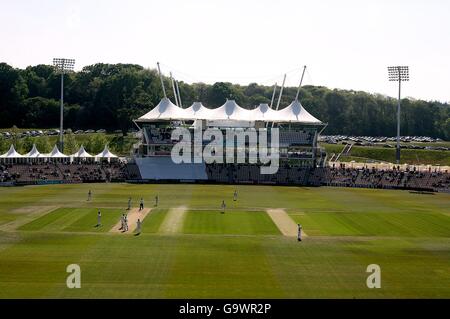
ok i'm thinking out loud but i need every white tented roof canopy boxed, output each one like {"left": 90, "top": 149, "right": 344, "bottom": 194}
{"left": 0, "top": 145, "right": 23, "bottom": 158}
{"left": 208, "top": 100, "right": 253, "bottom": 120}
{"left": 185, "top": 102, "right": 210, "bottom": 119}
{"left": 96, "top": 145, "right": 118, "bottom": 158}
{"left": 136, "top": 98, "right": 322, "bottom": 124}
{"left": 272, "top": 100, "right": 321, "bottom": 123}
{"left": 250, "top": 103, "right": 280, "bottom": 121}
{"left": 71, "top": 145, "right": 93, "bottom": 158}
{"left": 137, "top": 98, "right": 194, "bottom": 121}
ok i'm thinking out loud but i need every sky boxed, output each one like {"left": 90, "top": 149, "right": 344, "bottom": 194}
{"left": 1, "top": 0, "right": 449, "bottom": 103}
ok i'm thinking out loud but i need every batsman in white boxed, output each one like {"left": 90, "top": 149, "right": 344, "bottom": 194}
{"left": 96, "top": 210, "right": 102, "bottom": 227}
{"left": 124, "top": 213, "right": 129, "bottom": 232}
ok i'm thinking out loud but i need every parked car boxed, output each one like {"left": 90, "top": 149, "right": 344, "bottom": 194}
{"left": 96, "top": 129, "right": 106, "bottom": 133}
{"left": 47, "top": 129, "right": 60, "bottom": 135}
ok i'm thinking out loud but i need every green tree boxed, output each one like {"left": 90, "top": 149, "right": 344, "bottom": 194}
{"left": 85, "top": 134, "right": 108, "bottom": 154}
{"left": 0, "top": 62, "right": 448, "bottom": 139}
{"left": 208, "top": 82, "right": 244, "bottom": 107}
{"left": 64, "top": 133, "right": 79, "bottom": 154}
{"left": 20, "top": 137, "right": 34, "bottom": 154}
{"left": 0, "top": 63, "right": 28, "bottom": 127}
{"left": 0, "top": 135, "right": 8, "bottom": 153}
{"left": 23, "top": 97, "right": 59, "bottom": 128}
{"left": 35, "top": 136, "right": 52, "bottom": 153}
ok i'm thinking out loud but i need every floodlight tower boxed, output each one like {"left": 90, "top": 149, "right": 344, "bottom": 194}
{"left": 53, "top": 58, "right": 75, "bottom": 152}
{"left": 388, "top": 66, "right": 409, "bottom": 164}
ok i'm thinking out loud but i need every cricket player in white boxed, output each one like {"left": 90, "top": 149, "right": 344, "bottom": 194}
{"left": 155, "top": 195, "right": 159, "bottom": 207}
{"left": 136, "top": 218, "right": 142, "bottom": 235}
{"left": 97, "top": 210, "right": 102, "bottom": 227}
{"left": 87, "top": 190, "right": 92, "bottom": 201}
{"left": 124, "top": 213, "right": 128, "bottom": 232}
{"left": 221, "top": 200, "right": 226, "bottom": 214}
{"left": 139, "top": 198, "right": 144, "bottom": 211}
{"left": 127, "top": 197, "right": 131, "bottom": 210}
{"left": 297, "top": 224, "right": 302, "bottom": 242}
{"left": 120, "top": 214, "right": 125, "bottom": 231}
{"left": 233, "top": 190, "right": 238, "bottom": 202}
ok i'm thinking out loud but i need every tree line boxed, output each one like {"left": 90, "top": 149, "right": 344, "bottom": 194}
{"left": 0, "top": 62, "right": 449, "bottom": 139}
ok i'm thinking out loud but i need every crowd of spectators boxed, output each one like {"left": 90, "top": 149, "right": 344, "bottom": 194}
{"left": 309, "top": 163, "right": 450, "bottom": 192}
{"left": 2, "top": 161, "right": 449, "bottom": 192}
{"left": 203, "top": 162, "right": 449, "bottom": 191}
{"left": 0, "top": 162, "right": 127, "bottom": 184}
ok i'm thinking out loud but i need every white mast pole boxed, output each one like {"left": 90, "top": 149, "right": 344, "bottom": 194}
{"left": 266, "top": 83, "right": 277, "bottom": 128}
{"left": 157, "top": 62, "right": 167, "bottom": 98}
{"left": 175, "top": 80, "right": 183, "bottom": 108}
{"left": 275, "top": 74, "right": 286, "bottom": 111}
{"left": 271, "top": 74, "right": 286, "bottom": 128}
{"left": 295, "top": 65, "right": 307, "bottom": 101}
{"left": 269, "top": 82, "right": 277, "bottom": 109}
{"left": 170, "top": 72, "right": 179, "bottom": 106}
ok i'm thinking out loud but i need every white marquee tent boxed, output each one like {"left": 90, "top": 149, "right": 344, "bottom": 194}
{"left": 24, "top": 144, "right": 41, "bottom": 158}
{"left": 46, "top": 145, "right": 69, "bottom": 158}
{"left": 95, "top": 145, "right": 118, "bottom": 161}
{"left": 0, "top": 144, "right": 119, "bottom": 163}
{"left": 71, "top": 145, "right": 93, "bottom": 159}
{"left": 27, "top": 145, "right": 69, "bottom": 162}
{"left": 0, "top": 145, "right": 23, "bottom": 159}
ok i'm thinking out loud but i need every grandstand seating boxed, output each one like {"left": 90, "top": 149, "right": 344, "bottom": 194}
{"left": 126, "top": 163, "right": 142, "bottom": 180}
{"left": 206, "top": 164, "right": 310, "bottom": 185}
{"left": 308, "top": 164, "right": 449, "bottom": 192}
{"left": 0, "top": 162, "right": 126, "bottom": 184}
{"left": 1, "top": 161, "right": 449, "bottom": 192}
{"left": 144, "top": 127, "right": 173, "bottom": 145}
{"left": 134, "top": 157, "right": 208, "bottom": 180}
{"left": 279, "top": 130, "right": 314, "bottom": 146}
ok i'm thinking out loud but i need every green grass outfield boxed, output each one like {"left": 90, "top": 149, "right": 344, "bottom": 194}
{"left": 0, "top": 183, "right": 449, "bottom": 298}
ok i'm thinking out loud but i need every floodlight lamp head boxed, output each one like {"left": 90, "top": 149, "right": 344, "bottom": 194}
{"left": 387, "top": 66, "right": 409, "bottom": 82}
{"left": 53, "top": 58, "right": 76, "bottom": 73}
